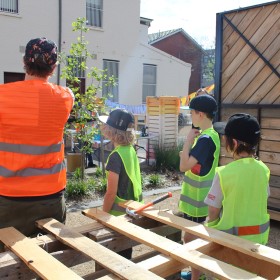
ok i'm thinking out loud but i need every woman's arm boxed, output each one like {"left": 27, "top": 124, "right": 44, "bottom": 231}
{"left": 103, "top": 171, "right": 119, "bottom": 212}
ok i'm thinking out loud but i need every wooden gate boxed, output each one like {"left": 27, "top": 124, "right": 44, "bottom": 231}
{"left": 214, "top": 1, "right": 280, "bottom": 217}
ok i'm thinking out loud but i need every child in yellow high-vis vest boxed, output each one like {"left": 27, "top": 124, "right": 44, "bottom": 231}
{"left": 99, "top": 109, "right": 143, "bottom": 259}
{"left": 179, "top": 95, "right": 220, "bottom": 280}
{"left": 206, "top": 113, "right": 270, "bottom": 243}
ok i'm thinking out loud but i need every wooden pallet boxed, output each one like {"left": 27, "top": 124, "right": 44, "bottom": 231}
{"left": 0, "top": 204, "right": 279, "bottom": 279}
{"left": 0, "top": 216, "right": 181, "bottom": 279}
{"left": 84, "top": 201, "right": 280, "bottom": 280}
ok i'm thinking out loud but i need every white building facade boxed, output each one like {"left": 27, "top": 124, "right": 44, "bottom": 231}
{"left": 0, "top": 0, "right": 191, "bottom": 105}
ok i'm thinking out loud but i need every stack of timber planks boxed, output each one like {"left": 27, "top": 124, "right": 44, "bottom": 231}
{"left": 0, "top": 204, "right": 279, "bottom": 279}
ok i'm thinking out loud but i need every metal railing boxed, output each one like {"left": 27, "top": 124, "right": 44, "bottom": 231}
{"left": 0, "top": 0, "right": 18, "bottom": 14}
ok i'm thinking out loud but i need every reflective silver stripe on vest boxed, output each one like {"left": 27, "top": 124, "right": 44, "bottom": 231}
{"left": 222, "top": 221, "right": 270, "bottom": 236}
{"left": 180, "top": 194, "right": 207, "bottom": 208}
{"left": 0, "top": 142, "right": 62, "bottom": 155}
{"left": 0, "top": 162, "right": 65, "bottom": 178}
{"left": 111, "top": 203, "right": 125, "bottom": 213}
{"left": 139, "top": 193, "right": 143, "bottom": 201}
{"left": 184, "top": 176, "right": 213, "bottom": 188}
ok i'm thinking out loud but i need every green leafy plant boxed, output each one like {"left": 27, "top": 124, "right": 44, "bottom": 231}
{"left": 94, "top": 167, "right": 103, "bottom": 177}
{"left": 154, "top": 143, "right": 183, "bottom": 171}
{"left": 60, "top": 17, "right": 115, "bottom": 179}
{"left": 148, "top": 173, "right": 161, "bottom": 186}
{"left": 95, "top": 177, "right": 107, "bottom": 194}
{"left": 73, "top": 167, "right": 82, "bottom": 180}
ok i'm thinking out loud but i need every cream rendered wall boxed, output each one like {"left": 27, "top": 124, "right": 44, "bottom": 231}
{"left": 0, "top": 0, "right": 191, "bottom": 104}
{"left": 50, "top": 0, "right": 191, "bottom": 105}
{"left": 0, "top": 0, "right": 59, "bottom": 84}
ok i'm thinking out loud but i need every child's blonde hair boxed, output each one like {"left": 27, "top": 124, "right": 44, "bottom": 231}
{"left": 101, "top": 123, "right": 135, "bottom": 146}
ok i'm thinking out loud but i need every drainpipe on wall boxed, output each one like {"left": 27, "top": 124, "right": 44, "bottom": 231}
{"left": 57, "top": 0, "right": 62, "bottom": 85}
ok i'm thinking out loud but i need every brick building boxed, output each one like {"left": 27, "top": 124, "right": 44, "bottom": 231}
{"left": 149, "top": 28, "right": 205, "bottom": 93}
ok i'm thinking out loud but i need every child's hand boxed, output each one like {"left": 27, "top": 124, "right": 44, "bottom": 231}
{"left": 186, "top": 128, "right": 200, "bottom": 145}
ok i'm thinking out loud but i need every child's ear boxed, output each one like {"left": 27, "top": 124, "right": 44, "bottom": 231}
{"left": 233, "top": 139, "right": 238, "bottom": 149}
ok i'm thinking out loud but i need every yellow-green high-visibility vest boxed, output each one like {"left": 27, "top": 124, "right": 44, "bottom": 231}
{"left": 107, "top": 145, "right": 143, "bottom": 216}
{"left": 179, "top": 127, "right": 220, "bottom": 217}
{"left": 206, "top": 158, "right": 270, "bottom": 244}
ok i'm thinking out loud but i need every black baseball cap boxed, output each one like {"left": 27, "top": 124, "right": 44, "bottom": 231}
{"left": 214, "top": 113, "right": 260, "bottom": 146}
{"left": 99, "top": 109, "right": 134, "bottom": 131}
{"left": 189, "top": 94, "right": 217, "bottom": 115}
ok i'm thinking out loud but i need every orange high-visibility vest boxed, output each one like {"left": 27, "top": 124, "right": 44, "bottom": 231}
{"left": 0, "top": 80, "right": 74, "bottom": 197}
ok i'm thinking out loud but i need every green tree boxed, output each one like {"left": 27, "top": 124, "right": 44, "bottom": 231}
{"left": 202, "top": 48, "right": 215, "bottom": 87}
{"left": 60, "top": 17, "right": 115, "bottom": 179}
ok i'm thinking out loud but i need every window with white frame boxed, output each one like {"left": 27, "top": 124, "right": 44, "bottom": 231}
{"left": 66, "top": 56, "right": 86, "bottom": 95}
{"left": 142, "top": 64, "right": 157, "bottom": 103}
{"left": 102, "top": 60, "right": 119, "bottom": 102}
{"left": 67, "top": 56, "right": 86, "bottom": 78}
{"left": 86, "top": 0, "right": 103, "bottom": 28}
{"left": 0, "top": 0, "right": 18, "bottom": 13}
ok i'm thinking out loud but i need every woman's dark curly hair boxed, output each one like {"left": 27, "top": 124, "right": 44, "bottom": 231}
{"left": 23, "top": 57, "right": 56, "bottom": 78}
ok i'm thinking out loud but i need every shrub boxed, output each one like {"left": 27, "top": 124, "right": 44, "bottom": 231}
{"left": 148, "top": 173, "right": 161, "bottom": 186}
{"left": 154, "top": 143, "right": 183, "bottom": 171}
{"left": 94, "top": 167, "right": 103, "bottom": 177}
{"left": 66, "top": 176, "right": 97, "bottom": 198}
{"left": 95, "top": 177, "right": 107, "bottom": 194}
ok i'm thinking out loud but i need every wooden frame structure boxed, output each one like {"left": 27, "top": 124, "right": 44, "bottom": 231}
{"left": 214, "top": 1, "right": 280, "bottom": 219}
{"left": 0, "top": 202, "right": 279, "bottom": 279}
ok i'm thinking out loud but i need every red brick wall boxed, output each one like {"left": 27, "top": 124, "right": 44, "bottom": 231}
{"left": 151, "top": 32, "right": 203, "bottom": 93}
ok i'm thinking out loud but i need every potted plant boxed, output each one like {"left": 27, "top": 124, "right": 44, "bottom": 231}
{"left": 60, "top": 17, "right": 115, "bottom": 179}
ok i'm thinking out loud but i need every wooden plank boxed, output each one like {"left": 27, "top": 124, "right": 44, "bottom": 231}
{"left": 222, "top": 6, "right": 267, "bottom": 71}
{"left": 223, "top": 13, "right": 240, "bottom": 42}
{"left": 36, "top": 218, "right": 164, "bottom": 280}
{"left": 269, "top": 210, "right": 280, "bottom": 222}
{"left": 220, "top": 108, "right": 258, "bottom": 121}
{"left": 262, "top": 116, "right": 280, "bottom": 131}
{"left": 0, "top": 249, "right": 90, "bottom": 280}
{"left": 0, "top": 220, "right": 149, "bottom": 280}
{"left": 261, "top": 129, "right": 280, "bottom": 141}
{"left": 248, "top": 73, "right": 280, "bottom": 105}
{"left": 137, "top": 239, "right": 209, "bottom": 278}
{"left": 264, "top": 162, "right": 280, "bottom": 177}
{"left": 223, "top": 10, "right": 253, "bottom": 51}
{"left": 221, "top": 4, "right": 276, "bottom": 96}
{"left": 96, "top": 239, "right": 209, "bottom": 280}
{"left": 0, "top": 227, "right": 82, "bottom": 280}
{"left": 225, "top": 49, "right": 279, "bottom": 104}
{"left": 270, "top": 186, "right": 280, "bottom": 199}
{"left": 259, "top": 140, "right": 280, "bottom": 153}
{"left": 84, "top": 209, "right": 270, "bottom": 280}
{"left": 262, "top": 109, "right": 280, "bottom": 118}
{"left": 114, "top": 201, "right": 280, "bottom": 267}
{"left": 268, "top": 197, "right": 280, "bottom": 211}
{"left": 270, "top": 175, "right": 280, "bottom": 188}
{"left": 259, "top": 151, "right": 280, "bottom": 165}
{"left": 235, "top": 63, "right": 279, "bottom": 104}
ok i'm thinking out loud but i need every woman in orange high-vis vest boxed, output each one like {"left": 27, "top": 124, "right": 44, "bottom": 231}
{"left": 0, "top": 38, "right": 74, "bottom": 239}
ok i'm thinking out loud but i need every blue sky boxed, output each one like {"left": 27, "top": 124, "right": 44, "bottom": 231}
{"left": 140, "top": 0, "right": 274, "bottom": 48}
